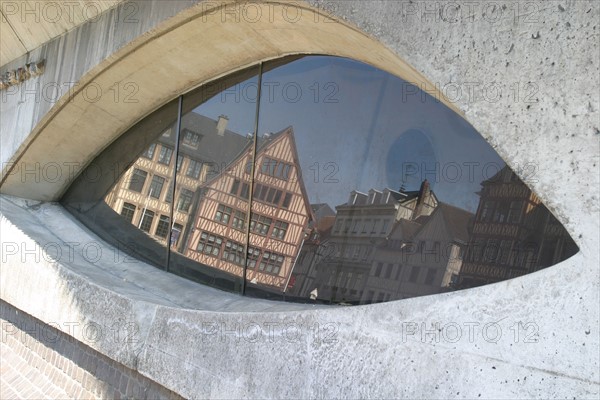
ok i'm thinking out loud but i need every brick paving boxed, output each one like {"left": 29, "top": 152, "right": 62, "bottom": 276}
{"left": 1, "top": 339, "right": 72, "bottom": 399}
{"left": 0, "top": 301, "right": 183, "bottom": 400}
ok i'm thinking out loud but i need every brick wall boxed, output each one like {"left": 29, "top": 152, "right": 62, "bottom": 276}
{"left": 0, "top": 300, "right": 182, "bottom": 400}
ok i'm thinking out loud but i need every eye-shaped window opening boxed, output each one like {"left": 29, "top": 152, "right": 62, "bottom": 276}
{"left": 62, "top": 56, "right": 579, "bottom": 305}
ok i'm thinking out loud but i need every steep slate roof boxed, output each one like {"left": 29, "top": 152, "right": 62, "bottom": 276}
{"left": 435, "top": 203, "right": 474, "bottom": 243}
{"left": 157, "top": 112, "right": 250, "bottom": 166}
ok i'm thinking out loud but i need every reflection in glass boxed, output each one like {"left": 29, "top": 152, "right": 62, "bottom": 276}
{"left": 169, "top": 82, "right": 258, "bottom": 292}
{"left": 62, "top": 55, "right": 579, "bottom": 305}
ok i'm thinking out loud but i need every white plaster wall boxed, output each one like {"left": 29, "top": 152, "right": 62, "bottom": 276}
{"left": 1, "top": 1, "right": 598, "bottom": 398}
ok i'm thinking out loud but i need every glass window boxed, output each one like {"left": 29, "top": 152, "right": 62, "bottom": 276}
{"left": 232, "top": 210, "right": 247, "bottom": 231}
{"left": 177, "top": 189, "right": 194, "bottom": 212}
{"left": 215, "top": 204, "right": 233, "bottom": 224}
{"left": 142, "top": 143, "right": 157, "bottom": 159}
{"left": 120, "top": 203, "right": 136, "bottom": 223}
{"left": 271, "top": 221, "right": 289, "bottom": 240}
{"left": 424, "top": 268, "right": 436, "bottom": 285}
{"left": 62, "top": 55, "right": 579, "bottom": 306}
{"left": 158, "top": 146, "right": 173, "bottom": 165}
{"left": 148, "top": 176, "right": 165, "bottom": 199}
{"left": 186, "top": 159, "right": 202, "bottom": 179}
{"left": 155, "top": 215, "right": 170, "bottom": 238}
{"left": 409, "top": 266, "right": 420, "bottom": 283}
{"left": 139, "top": 210, "right": 155, "bottom": 233}
{"left": 182, "top": 129, "right": 203, "bottom": 148}
{"left": 128, "top": 169, "right": 147, "bottom": 193}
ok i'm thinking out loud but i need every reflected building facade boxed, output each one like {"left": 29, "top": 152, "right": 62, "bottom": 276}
{"left": 105, "top": 113, "right": 248, "bottom": 248}
{"left": 182, "top": 126, "right": 314, "bottom": 291}
{"left": 457, "top": 166, "right": 579, "bottom": 287}
{"left": 299, "top": 180, "right": 473, "bottom": 304}
{"left": 63, "top": 55, "right": 579, "bottom": 305}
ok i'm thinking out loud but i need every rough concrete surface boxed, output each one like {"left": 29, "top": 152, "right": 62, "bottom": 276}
{"left": 0, "top": 0, "right": 598, "bottom": 399}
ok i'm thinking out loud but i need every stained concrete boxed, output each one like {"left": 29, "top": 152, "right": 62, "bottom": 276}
{"left": 0, "top": 0, "right": 598, "bottom": 398}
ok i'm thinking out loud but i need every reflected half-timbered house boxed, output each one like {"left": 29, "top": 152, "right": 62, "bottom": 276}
{"left": 183, "top": 127, "right": 314, "bottom": 291}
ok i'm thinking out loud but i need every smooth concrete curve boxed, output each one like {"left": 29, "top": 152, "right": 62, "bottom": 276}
{"left": 0, "top": 0, "right": 456, "bottom": 201}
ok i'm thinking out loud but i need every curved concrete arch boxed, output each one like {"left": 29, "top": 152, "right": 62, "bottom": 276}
{"left": 0, "top": 0, "right": 457, "bottom": 201}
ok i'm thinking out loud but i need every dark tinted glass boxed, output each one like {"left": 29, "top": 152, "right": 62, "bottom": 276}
{"left": 166, "top": 67, "right": 259, "bottom": 293}
{"left": 62, "top": 97, "right": 179, "bottom": 268}
{"left": 62, "top": 56, "right": 578, "bottom": 305}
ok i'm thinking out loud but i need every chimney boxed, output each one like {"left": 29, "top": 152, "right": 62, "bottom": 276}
{"left": 217, "top": 115, "right": 229, "bottom": 136}
{"left": 418, "top": 179, "right": 430, "bottom": 202}
{"left": 413, "top": 179, "right": 430, "bottom": 219}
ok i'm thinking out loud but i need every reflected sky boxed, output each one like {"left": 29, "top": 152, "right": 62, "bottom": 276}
{"left": 196, "top": 56, "right": 504, "bottom": 212}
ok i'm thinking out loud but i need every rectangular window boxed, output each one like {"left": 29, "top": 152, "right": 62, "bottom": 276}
{"left": 155, "top": 215, "right": 170, "bottom": 238}
{"left": 381, "top": 220, "right": 389, "bottom": 234}
{"left": 139, "top": 210, "right": 155, "bottom": 233}
{"left": 480, "top": 201, "right": 495, "bottom": 222}
{"left": 222, "top": 241, "right": 245, "bottom": 265}
{"left": 343, "top": 219, "right": 351, "bottom": 233}
{"left": 240, "top": 182, "right": 250, "bottom": 198}
{"left": 120, "top": 203, "right": 136, "bottom": 223}
{"left": 246, "top": 247, "right": 261, "bottom": 269}
{"left": 230, "top": 179, "right": 240, "bottom": 196}
{"left": 282, "top": 192, "right": 292, "bottom": 209}
{"left": 374, "top": 262, "right": 383, "bottom": 277}
{"left": 148, "top": 175, "right": 165, "bottom": 199}
{"left": 351, "top": 219, "right": 360, "bottom": 233}
{"left": 372, "top": 219, "right": 379, "bottom": 234}
{"left": 171, "top": 223, "right": 183, "bottom": 247}
{"left": 271, "top": 221, "right": 289, "bottom": 240}
{"left": 484, "top": 239, "right": 500, "bottom": 263}
{"left": 128, "top": 169, "right": 147, "bottom": 193}
{"left": 176, "top": 155, "right": 184, "bottom": 172}
{"left": 394, "top": 264, "right": 403, "bottom": 280}
{"left": 142, "top": 143, "right": 156, "bottom": 159}
{"left": 250, "top": 214, "right": 272, "bottom": 236}
{"left": 424, "top": 268, "right": 436, "bottom": 285}
{"left": 261, "top": 157, "right": 293, "bottom": 181}
{"left": 182, "top": 129, "right": 202, "bottom": 148}
{"left": 186, "top": 159, "right": 202, "bottom": 179}
{"left": 215, "top": 204, "right": 232, "bottom": 224}
{"left": 507, "top": 201, "right": 523, "bottom": 224}
{"left": 164, "top": 184, "right": 174, "bottom": 203}
{"left": 231, "top": 179, "right": 250, "bottom": 199}
{"left": 258, "top": 251, "right": 284, "bottom": 275}
{"left": 384, "top": 263, "right": 393, "bottom": 279}
{"left": 409, "top": 266, "right": 420, "bottom": 283}
{"left": 177, "top": 189, "right": 194, "bottom": 212}
{"left": 196, "top": 232, "right": 224, "bottom": 257}
{"left": 362, "top": 219, "right": 370, "bottom": 234}
{"left": 158, "top": 146, "right": 173, "bottom": 165}
{"left": 499, "top": 240, "right": 512, "bottom": 265}
{"left": 232, "top": 210, "right": 247, "bottom": 231}
{"left": 333, "top": 219, "right": 342, "bottom": 233}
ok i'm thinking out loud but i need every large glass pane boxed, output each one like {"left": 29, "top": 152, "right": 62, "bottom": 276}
{"left": 250, "top": 55, "right": 578, "bottom": 304}
{"left": 62, "top": 55, "right": 578, "bottom": 305}
{"left": 167, "top": 66, "right": 260, "bottom": 293}
{"left": 62, "top": 99, "right": 179, "bottom": 268}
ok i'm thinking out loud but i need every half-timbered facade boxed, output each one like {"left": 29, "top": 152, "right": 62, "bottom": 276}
{"left": 457, "top": 166, "right": 579, "bottom": 287}
{"left": 184, "top": 127, "right": 314, "bottom": 291}
{"left": 105, "top": 113, "right": 248, "bottom": 248}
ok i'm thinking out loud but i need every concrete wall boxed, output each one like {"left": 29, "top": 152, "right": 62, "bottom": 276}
{"left": 1, "top": 1, "right": 598, "bottom": 398}
{"left": 0, "top": 300, "right": 182, "bottom": 399}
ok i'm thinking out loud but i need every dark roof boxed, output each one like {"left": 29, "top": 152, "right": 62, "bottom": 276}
{"left": 311, "top": 203, "right": 335, "bottom": 220}
{"left": 436, "top": 203, "right": 475, "bottom": 243}
{"left": 389, "top": 189, "right": 419, "bottom": 202}
{"left": 157, "top": 112, "right": 249, "bottom": 166}
{"left": 387, "top": 218, "right": 423, "bottom": 241}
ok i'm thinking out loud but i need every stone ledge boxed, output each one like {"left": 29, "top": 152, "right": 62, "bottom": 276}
{"left": 1, "top": 194, "right": 598, "bottom": 398}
